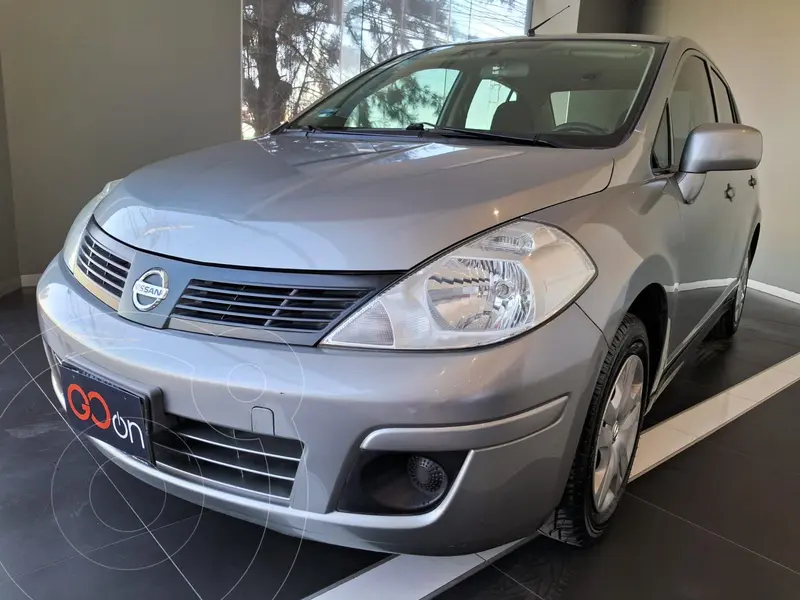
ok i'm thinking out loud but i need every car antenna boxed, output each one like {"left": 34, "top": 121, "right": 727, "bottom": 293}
{"left": 527, "top": 5, "right": 571, "bottom": 36}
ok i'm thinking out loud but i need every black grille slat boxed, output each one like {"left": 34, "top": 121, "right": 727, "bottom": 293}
{"left": 79, "top": 247, "right": 128, "bottom": 280}
{"left": 76, "top": 234, "right": 131, "bottom": 299}
{"left": 157, "top": 458, "right": 294, "bottom": 500}
{"left": 170, "top": 311, "right": 317, "bottom": 332}
{"left": 153, "top": 438, "right": 297, "bottom": 480}
{"left": 185, "top": 283, "right": 367, "bottom": 303}
{"left": 175, "top": 422, "right": 303, "bottom": 460}
{"left": 152, "top": 420, "right": 304, "bottom": 503}
{"left": 77, "top": 255, "right": 125, "bottom": 292}
{"left": 174, "top": 303, "right": 335, "bottom": 324}
{"left": 84, "top": 237, "right": 131, "bottom": 271}
{"left": 171, "top": 279, "right": 371, "bottom": 333}
{"left": 179, "top": 294, "right": 352, "bottom": 313}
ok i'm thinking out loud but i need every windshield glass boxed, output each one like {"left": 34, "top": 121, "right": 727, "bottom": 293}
{"left": 289, "top": 39, "right": 664, "bottom": 148}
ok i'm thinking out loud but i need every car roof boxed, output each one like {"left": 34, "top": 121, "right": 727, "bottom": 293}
{"left": 445, "top": 33, "right": 683, "bottom": 47}
{"left": 441, "top": 34, "right": 706, "bottom": 63}
{"left": 498, "top": 33, "right": 669, "bottom": 43}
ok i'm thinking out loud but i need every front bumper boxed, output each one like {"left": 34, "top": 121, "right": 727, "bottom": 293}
{"left": 37, "top": 256, "right": 607, "bottom": 555}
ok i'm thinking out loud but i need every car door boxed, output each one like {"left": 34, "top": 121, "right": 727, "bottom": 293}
{"left": 708, "top": 65, "right": 758, "bottom": 267}
{"left": 667, "top": 54, "right": 741, "bottom": 355}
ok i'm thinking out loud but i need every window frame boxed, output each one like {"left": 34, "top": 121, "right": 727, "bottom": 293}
{"left": 651, "top": 101, "right": 673, "bottom": 175}
{"left": 664, "top": 50, "right": 717, "bottom": 170}
{"left": 708, "top": 65, "right": 739, "bottom": 124}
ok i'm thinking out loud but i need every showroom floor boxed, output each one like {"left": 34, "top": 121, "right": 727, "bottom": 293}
{"left": 1, "top": 288, "right": 799, "bottom": 599}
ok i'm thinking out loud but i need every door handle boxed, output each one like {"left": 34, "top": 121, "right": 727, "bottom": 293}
{"left": 725, "top": 183, "right": 736, "bottom": 201}
{"left": 749, "top": 176, "right": 758, "bottom": 188}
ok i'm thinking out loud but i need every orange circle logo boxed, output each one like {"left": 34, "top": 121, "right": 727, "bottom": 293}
{"left": 67, "top": 383, "right": 111, "bottom": 430}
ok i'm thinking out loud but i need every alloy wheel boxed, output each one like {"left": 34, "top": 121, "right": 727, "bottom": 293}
{"left": 593, "top": 354, "right": 644, "bottom": 513}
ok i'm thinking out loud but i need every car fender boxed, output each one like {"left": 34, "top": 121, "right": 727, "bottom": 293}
{"left": 528, "top": 180, "right": 681, "bottom": 352}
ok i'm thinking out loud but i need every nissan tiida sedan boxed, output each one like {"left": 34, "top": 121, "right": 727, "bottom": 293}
{"left": 37, "top": 34, "right": 762, "bottom": 554}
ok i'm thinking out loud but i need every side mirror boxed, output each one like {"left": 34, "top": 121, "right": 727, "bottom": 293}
{"left": 680, "top": 123, "right": 763, "bottom": 173}
{"left": 677, "top": 123, "right": 763, "bottom": 203}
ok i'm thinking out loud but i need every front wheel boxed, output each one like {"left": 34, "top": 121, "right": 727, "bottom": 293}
{"left": 540, "top": 313, "right": 648, "bottom": 547}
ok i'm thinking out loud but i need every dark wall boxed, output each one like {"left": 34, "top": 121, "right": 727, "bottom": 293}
{"left": 0, "top": 57, "right": 20, "bottom": 296}
{"left": 577, "top": 0, "right": 646, "bottom": 33}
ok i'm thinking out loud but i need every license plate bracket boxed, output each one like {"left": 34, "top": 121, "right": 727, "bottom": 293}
{"left": 59, "top": 363, "right": 154, "bottom": 463}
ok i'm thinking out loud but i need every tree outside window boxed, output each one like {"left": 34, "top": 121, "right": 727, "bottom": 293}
{"left": 242, "top": 0, "right": 528, "bottom": 138}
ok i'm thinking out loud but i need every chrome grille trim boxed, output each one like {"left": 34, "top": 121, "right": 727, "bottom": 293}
{"left": 178, "top": 293, "right": 352, "bottom": 313}
{"left": 171, "top": 279, "right": 371, "bottom": 334}
{"left": 75, "top": 232, "right": 132, "bottom": 309}
{"left": 152, "top": 420, "right": 304, "bottom": 504}
{"left": 76, "top": 253, "right": 125, "bottom": 293}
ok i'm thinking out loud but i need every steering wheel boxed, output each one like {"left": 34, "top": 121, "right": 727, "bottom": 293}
{"left": 551, "top": 122, "right": 608, "bottom": 135}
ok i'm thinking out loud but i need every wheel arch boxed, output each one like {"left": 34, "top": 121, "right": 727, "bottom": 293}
{"left": 749, "top": 223, "right": 760, "bottom": 262}
{"left": 625, "top": 283, "right": 669, "bottom": 393}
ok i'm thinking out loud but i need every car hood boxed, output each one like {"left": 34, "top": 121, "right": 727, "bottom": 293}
{"left": 95, "top": 135, "right": 614, "bottom": 271}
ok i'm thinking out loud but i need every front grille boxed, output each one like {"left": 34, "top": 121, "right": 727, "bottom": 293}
{"left": 152, "top": 420, "right": 304, "bottom": 504}
{"left": 171, "top": 279, "right": 371, "bottom": 333}
{"left": 76, "top": 234, "right": 131, "bottom": 299}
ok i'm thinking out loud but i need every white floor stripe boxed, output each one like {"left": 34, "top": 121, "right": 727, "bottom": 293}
{"left": 310, "top": 351, "right": 800, "bottom": 600}
{"left": 748, "top": 280, "right": 800, "bottom": 305}
{"left": 474, "top": 539, "right": 527, "bottom": 562}
{"left": 631, "top": 351, "right": 800, "bottom": 478}
{"left": 308, "top": 553, "right": 484, "bottom": 600}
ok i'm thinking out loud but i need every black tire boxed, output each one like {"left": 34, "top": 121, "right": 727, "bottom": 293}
{"left": 539, "top": 313, "right": 649, "bottom": 547}
{"left": 710, "top": 253, "right": 750, "bottom": 340}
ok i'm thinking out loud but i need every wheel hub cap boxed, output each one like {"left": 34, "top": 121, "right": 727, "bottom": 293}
{"left": 593, "top": 354, "right": 644, "bottom": 513}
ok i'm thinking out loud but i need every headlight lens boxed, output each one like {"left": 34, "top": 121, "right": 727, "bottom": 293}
{"left": 322, "top": 221, "right": 596, "bottom": 350}
{"left": 63, "top": 179, "right": 123, "bottom": 273}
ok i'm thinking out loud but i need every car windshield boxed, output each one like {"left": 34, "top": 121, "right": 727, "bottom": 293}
{"left": 289, "top": 39, "right": 665, "bottom": 148}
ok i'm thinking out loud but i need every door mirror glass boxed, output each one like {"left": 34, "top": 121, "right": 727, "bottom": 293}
{"left": 679, "top": 123, "right": 763, "bottom": 174}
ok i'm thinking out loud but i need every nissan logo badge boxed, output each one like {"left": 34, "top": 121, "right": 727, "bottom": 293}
{"left": 132, "top": 268, "right": 169, "bottom": 312}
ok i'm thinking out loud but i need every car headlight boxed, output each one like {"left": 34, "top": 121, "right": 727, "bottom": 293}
{"left": 63, "top": 179, "right": 123, "bottom": 274}
{"left": 322, "top": 220, "right": 596, "bottom": 350}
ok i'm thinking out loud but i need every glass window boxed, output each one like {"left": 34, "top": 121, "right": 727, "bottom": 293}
{"left": 241, "top": 0, "right": 531, "bottom": 138}
{"left": 551, "top": 91, "right": 570, "bottom": 125}
{"left": 551, "top": 90, "right": 637, "bottom": 131}
{"left": 292, "top": 40, "right": 665, "bottom": 148}
{"left": 346, "top": 68, "right": 459, "bottom": 129}
{"left": 652, "top": 105, "right": 670, "bottom": 170}
{"left": 710, "top": 70, "right": 735, "bottom": 123}
{"left": 466, "top": 80, "right": 517, "bottom": 130}
{"left": 670, "top": 56, "right": 715, "bottom": 163}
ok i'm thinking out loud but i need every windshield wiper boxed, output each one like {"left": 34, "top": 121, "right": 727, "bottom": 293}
{"left": 278, "top": 123, "right": 392, "bottom": 136}
{"left": 406, "top": 122, "right": 562, "bottom": 148}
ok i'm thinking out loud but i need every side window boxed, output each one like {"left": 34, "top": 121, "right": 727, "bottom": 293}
{"left": 669, "top": 56, "right": 715, "bottom": 164}
{"left": 465, "top": 79, "right": 517, "bottom": 130}
{"left": 710, "top": 70, "right": 735, "bottom": 123}
{"left": 346, "top": 68, "right": 459, "bottom": 129}
{"left": 652, "top": 105, "right": 671, "bottom": 171}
